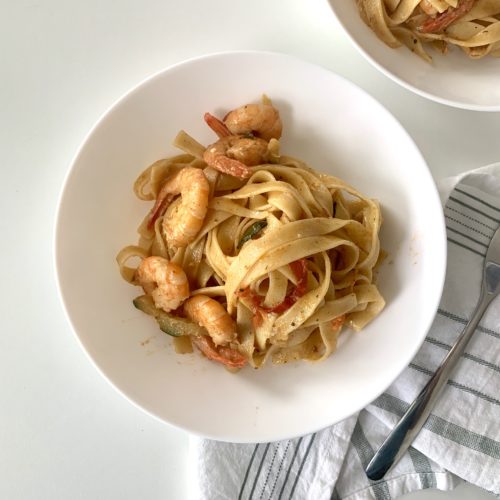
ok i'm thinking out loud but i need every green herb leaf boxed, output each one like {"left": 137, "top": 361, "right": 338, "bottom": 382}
{"left": 237, "top": 220, "right": 268, "bottom": 249}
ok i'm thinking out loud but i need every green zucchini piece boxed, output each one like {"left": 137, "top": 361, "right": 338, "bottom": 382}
{"left": 237, "top": 220, "right": 268, "bottom": 249}
{"left": 133, "top": 295, "right": 206, "bottom": 337}
{"left": 133, "top": 294, "right": 157, "bottom": 316}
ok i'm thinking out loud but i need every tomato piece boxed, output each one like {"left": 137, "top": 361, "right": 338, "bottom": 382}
{"left": 238, "top": 259, "right": 309, "bottom": 317}
{"left": 265, "top": 259, "right": 308, "bottom": 313}
{"left": 419, "top": 0, "right": 475, "bottom": 33}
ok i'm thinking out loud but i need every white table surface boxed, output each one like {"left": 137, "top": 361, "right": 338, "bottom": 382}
{"left": 1, "top": 0, "right": 499, "bottom": 498}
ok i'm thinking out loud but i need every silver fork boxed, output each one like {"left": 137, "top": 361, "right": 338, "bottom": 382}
{"left": 365, "top": 224, "right": 500, "bottom": 481}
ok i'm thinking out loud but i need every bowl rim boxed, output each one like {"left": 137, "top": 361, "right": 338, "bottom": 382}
{"left": 328, "top": 1, "right": 500, "bottom": 113}
{"left": 53, "top": 49, "right": 448, "bottom": 442}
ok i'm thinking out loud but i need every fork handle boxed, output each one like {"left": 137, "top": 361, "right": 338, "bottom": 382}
{"left": 365, "top": 287, "right": 495, "bottom": 481}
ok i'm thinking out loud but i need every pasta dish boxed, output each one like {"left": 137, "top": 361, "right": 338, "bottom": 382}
{"left": 356, "top": 0, "right": 500, "bottom": 61}
{"left": 117, "top": 96, "right": 385, "bottom": 370}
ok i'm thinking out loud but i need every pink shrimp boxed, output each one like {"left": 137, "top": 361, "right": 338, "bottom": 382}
{"left": 203, "top": 135, "right": 270, "bottom": 179}
{"left": 147, "top": 166, "right": 210, "bottom": 247}
{"left": 135, "top": 256, "right": 190, "bottom": 312}
{"left": 184, "top": 295, "right": 237, "bottom": 346}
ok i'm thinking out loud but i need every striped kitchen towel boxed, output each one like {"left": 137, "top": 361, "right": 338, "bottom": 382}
{"left": 189, "top": 164, "right": 500, "bottom": 500}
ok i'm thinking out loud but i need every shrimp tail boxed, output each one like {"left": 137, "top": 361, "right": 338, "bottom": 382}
{"left": 147, "top": 184, "right": 173, "bottom": 229}
{"left": 204, "top": 112, "right": 231, "bottom": 138}
{"left": 191, "top": 335, "right": 247, "bottom": 369}
{"left": 212, "top": 155, "right": 253, "bottom": 179}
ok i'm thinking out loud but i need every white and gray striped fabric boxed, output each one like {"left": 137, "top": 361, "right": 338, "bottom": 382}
{"left": 189, "top": 165, "right": 500, "bottom": 500}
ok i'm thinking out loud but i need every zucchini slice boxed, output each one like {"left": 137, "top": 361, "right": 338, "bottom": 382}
{"left": 133, "top": 295, "right": 206, "bottom": 337}
{"left": 237, "top": 220, "right": 268, "bottom": 249}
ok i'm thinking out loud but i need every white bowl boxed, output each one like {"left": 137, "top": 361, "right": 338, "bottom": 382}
{"left": 54, "top": 51, "right": 446, "bottom": 443}
{"left": 328, "top": 0, "right": 500, "bottom": 111}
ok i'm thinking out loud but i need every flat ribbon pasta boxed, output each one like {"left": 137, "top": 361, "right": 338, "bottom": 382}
{"left": 357, "top": 0, "right": 500, "bottom": 60}
{"left": 118, "top": 153, "right": 385, "bottom": 368}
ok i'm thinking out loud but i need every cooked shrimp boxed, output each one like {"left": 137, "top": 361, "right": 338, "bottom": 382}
{"left": 135, "top": 256, "right": 190, "bottom": 312}
{"left": 184, "top": 295, "right": 237, "bottom": 346}
{"left": 203, "top": 135, "right": 270, "bottom": 179}
{"left": 223, "top": 103, "right": 282, "bottom": 141}
{"left": 204, "top": 101, "right": 282, "bottom": 142}
{"left": 191, "top": 335, "right": 247, "bottom": 369}
{"left": 148, "top": 167, "right": 209, "bottom": 247}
